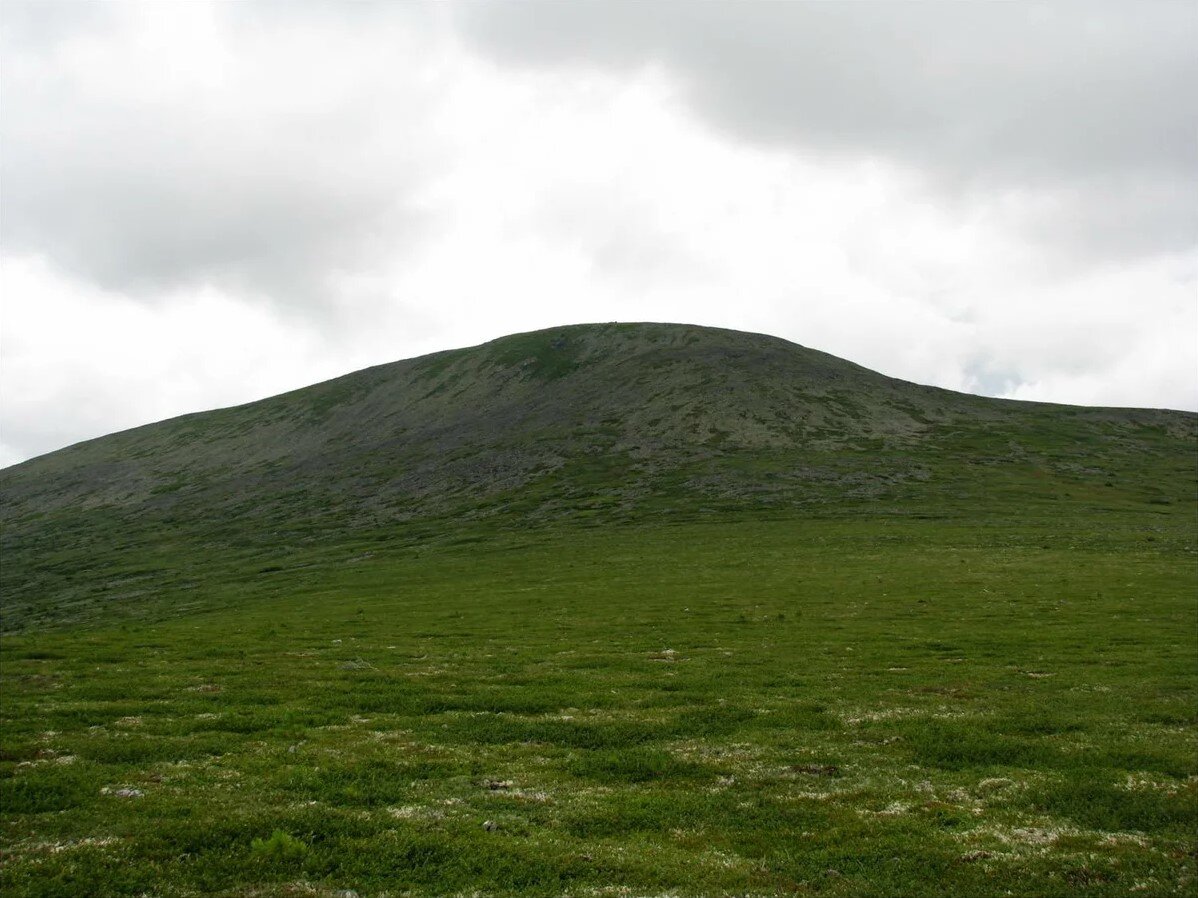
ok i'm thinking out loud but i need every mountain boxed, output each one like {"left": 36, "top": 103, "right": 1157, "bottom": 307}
{"left": 1, "top": 322, "right": 1193, "bottom": 631}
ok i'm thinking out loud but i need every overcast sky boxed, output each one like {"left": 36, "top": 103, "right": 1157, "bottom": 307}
{"left": 2, "top": 0, "right": 1196, "bottom": 468}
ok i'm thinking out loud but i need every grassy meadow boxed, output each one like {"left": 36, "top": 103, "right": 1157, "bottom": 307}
{"left": 2, "top": 325, "right": 1195, "bottom": 895}
{"left": 2, "top": 511, "right": 1195, "bottom": 897}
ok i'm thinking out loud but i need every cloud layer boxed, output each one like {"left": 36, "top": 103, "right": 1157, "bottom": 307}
{"left": 458, "top": 0, "right": 1198, "bottom": 261}
{"left": 2, "top": 2, "right": 441, "bottom": 305}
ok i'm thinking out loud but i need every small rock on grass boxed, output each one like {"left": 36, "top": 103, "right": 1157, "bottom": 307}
{"left": 101, "top": 787, "right": 144, "bottom": 798}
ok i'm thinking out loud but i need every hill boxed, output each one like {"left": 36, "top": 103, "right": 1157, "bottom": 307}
{"left": 2, "top": 323, "right": 1195, "bottom": 897}
{"left": 1, "top": 322, "right": 1194, "bottom": 631}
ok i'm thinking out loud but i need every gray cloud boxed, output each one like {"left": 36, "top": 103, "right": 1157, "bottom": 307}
{"left": 0, "top": 0, "right": 115, "bottom": 46}
{"left": 456, "top": 0, "right": 1198, "bottom": 261}
{"left": 0, "top": 1, "right": 439, "bottom": 310}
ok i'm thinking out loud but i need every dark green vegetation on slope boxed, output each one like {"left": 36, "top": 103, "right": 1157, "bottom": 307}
{"left": 1, "top": 323, "right": 1195, "bottom": 897}
{"left": 1, "top": 323, "right": 1193, "bottom": 633}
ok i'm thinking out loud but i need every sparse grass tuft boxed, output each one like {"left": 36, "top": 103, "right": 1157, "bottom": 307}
{"left": 249, "top": 829, "right": 309, "bottom": 863}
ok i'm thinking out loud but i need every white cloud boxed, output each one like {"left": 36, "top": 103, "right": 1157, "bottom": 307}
{"left": 0, "top": 255, "right": 332, "bottom": 465}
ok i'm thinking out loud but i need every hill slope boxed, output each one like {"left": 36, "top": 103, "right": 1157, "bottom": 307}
{"left": 1, "top": 322, "right": 1194, "bottom": 630}
{"left": 2, "top": 323, "right": 1196, "bottom": 898}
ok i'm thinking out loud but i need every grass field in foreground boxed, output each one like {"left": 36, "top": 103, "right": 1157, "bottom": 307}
{"left": 1, "top": 516, "right": 1195, "bottom": 897}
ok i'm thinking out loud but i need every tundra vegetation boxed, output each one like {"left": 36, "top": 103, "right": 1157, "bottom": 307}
{"left": 1, "top": 324, "right": 1195, "bottom": 897}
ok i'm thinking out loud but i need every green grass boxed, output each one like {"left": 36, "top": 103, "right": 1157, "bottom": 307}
{"left": 2, "top": 323, "right": 1194, "bottom": 894}
{"left": 2, "top": 513, "right": 1195, "bottom": 897}
{"left": 490, "top": 329, "right": 584, "bottom": 380}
